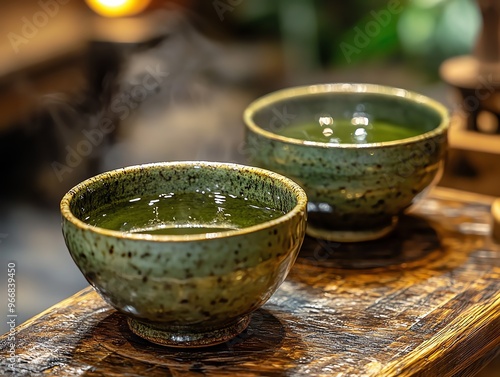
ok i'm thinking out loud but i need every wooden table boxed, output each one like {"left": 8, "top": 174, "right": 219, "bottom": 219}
{"left": 1, "top": 187, "right": 499, "bottom": 376}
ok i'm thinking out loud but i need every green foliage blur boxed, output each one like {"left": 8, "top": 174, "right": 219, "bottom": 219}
{"left": 226, "top": 0, "right": 481, "bottom": 77}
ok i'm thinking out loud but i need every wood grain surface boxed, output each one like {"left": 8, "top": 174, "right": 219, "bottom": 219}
{"left": 1, "top": 188, "right": 499, "bottom": 377}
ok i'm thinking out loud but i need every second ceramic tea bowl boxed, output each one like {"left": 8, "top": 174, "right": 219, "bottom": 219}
{"left": 60, "top": 161, "right": 307, "bottom": 347}
{"left": 244, "top": 83, "right": 449, "bottom": 242}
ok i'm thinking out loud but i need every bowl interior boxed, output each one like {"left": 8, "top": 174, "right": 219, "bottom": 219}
{"left": 247, "top": 84, "right": 446, "bottom": 146}
{"left": 65, "top": 162, "right": 303, "bottom": 238}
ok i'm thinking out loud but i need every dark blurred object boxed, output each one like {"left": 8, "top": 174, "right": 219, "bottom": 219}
{"left": 0, "top": 54, "right": 112, "bottom": 206}
{"left": 0, "top": 2, "right": 171, "bottom": 206}
{"left": 474, "top": 0, "right": 500, "bottom": 63}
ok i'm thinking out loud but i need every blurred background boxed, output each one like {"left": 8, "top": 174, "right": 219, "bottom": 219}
{"left": 0, "top": 1, "right": 498, "bottom": 368}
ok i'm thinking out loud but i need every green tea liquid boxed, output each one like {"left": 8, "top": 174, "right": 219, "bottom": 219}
{"left": 84, "top": 192, "right": 284, "bottom": 235}
{"left": 279, "top": 118, "right": 425, "bottom": 143}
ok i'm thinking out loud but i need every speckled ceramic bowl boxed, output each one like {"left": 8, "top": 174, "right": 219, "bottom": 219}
{"left": 244, "top": 83, "right": 449, "bottom": 242}
{"left": 61, "top": 161, "right": 307, "bottom": 347}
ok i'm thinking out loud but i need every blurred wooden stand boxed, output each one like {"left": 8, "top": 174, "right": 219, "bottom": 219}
{"left": 439, "top": 0, "right": 500, "bottom": 198}
{"left": 441, "top": 0, "right": 500, "bottom": 134}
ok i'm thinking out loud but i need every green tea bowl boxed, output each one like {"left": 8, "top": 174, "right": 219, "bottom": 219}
{"left": 60, "top": 161, "right": 307, "bottom": 347}
{"left": 244, "top": 83, "right": 449, "bottom": 242}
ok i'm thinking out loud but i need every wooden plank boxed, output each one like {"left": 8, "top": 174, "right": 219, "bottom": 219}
{"left": 429, "top": 186, "right": 495, "bottom": 205}
{"left": 1, "top": 190, "right": 499, "bottom": 376}
{"left": 492, "top": 199, "right": 500, "bottom": 243}
{"left": 448, "top": 115, "right": 500, "bottom": 156}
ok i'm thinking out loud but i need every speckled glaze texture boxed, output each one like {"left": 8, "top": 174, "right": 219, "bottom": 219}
{"left": 244, "top": 83, "right": 449, "bottom": 242}
{"left": 60, "top": 162, "right": 307, "bottom": 347}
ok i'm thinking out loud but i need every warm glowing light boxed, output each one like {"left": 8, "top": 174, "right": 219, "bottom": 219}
{"left": 86, "top": 0, "right": 151, "bottom": 17}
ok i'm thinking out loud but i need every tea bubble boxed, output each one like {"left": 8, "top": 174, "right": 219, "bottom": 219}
{"left": 351, "top": 115, "right": 370, "bottom": 126}
{"left": 319, "top": 116, "right": 334, "bottom": 126}
{"left": 323, "top": 127, "right": 334, "bottom": 137}
{"left": 353, "top": 127, "right": 368, "bottom": 142}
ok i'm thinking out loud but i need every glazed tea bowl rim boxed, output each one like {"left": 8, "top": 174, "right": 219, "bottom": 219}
{"left": 243, "top": 82, "right": 450, "bottom": 149}
{"left": 60, "top": 161, "right": 308, "bottom": 243}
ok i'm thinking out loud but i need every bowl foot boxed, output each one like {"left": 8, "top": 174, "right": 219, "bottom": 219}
{"left": 127, "top": 315, "right": 251, "bottom": 348}
{"left": 306, "top": 216, "right": 398, "bottom": 242}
